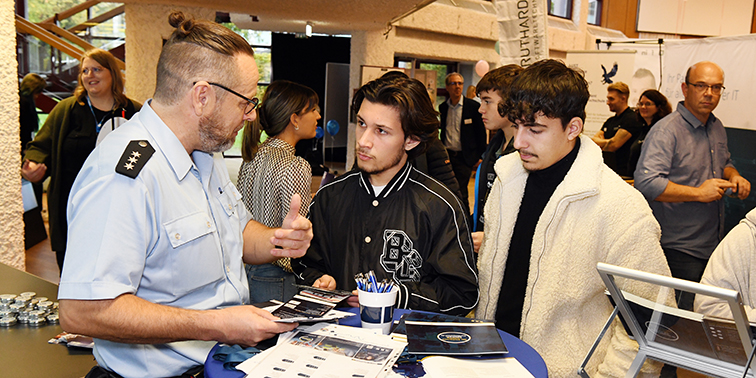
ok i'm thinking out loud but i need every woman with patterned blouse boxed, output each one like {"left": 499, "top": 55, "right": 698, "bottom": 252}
{"left": 237, "top": 80, "right": 320, "bottom": 303}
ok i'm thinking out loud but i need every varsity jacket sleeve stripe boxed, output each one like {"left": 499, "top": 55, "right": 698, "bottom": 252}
{"left": 401, "top": 176, "right": 479, "bottom": 316}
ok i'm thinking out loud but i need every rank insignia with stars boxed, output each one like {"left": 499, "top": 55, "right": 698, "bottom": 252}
{"left": 115, "top": 140, "right": 155, "bottom": 179}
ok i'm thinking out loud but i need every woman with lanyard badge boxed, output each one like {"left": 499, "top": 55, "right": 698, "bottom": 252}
{"left": 22, "top": 48, "right": 141, "bottom": 272}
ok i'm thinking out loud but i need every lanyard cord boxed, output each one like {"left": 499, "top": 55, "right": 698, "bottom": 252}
{"left": 86, "top": 95, "right": 118, "bottom": 133}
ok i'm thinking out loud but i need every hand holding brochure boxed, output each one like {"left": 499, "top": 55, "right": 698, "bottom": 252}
{"left": 271, "top": 285, "right": 353, "bottom": 323}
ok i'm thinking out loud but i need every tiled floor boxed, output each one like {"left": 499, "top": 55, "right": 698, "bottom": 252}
{"left": 25, "top": 198, "right": 60, "bottom": 284}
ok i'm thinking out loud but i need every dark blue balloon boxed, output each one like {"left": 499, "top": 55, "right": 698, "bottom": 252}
{"left": 326, "top": 119, "right": 340, "bottom": 136}
{"left": 315, "top": 126, "right": 324, "bottom": 139}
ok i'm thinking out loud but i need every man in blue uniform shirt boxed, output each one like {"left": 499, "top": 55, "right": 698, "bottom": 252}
{"left": 293, "top": 76, "right": 479, "bottom": 316}
{"left": 57, "top": 12, "right": 312, "bottom": 378}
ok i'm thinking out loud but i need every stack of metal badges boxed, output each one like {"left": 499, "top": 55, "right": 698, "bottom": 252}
{"left": 0, "top": 292, "right": 59, "bottom": 327}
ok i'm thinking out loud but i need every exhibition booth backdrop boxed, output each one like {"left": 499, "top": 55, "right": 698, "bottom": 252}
{"left": 566, "top": 34, "right": 756, "bottom": 233}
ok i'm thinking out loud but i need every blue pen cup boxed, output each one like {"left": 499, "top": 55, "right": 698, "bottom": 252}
{"left": 357, "top": 287, "right": 398, "bottom": 334}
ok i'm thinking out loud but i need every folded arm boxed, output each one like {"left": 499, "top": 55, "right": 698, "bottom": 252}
{"left": 592, "top": 129, "right": 633, "bottom": 152}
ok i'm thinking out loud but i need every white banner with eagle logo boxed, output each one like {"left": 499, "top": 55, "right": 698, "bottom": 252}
{"left": 566, "top": 50, "right": 636, "bottom": 137}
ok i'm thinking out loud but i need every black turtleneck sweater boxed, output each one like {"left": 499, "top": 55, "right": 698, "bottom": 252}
{"left": 495, "top": 138, "right": 581, "bottom": 337}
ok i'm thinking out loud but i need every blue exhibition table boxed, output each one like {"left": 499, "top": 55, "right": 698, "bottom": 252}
{"left": 205, "top": 308, "right": 548, "bottom": 378}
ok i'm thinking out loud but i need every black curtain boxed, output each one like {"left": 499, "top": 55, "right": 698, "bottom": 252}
{"left": 271, "top": 33, "right": 351, "bottom": 170}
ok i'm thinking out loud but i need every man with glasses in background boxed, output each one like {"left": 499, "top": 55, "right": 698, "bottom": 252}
{"left": 635, "top": 61, "right": 751, "bottom": 310}
{"left": 440, "top": 72, "right": 486, "bottom": 210}
{"left": 57, "top": 12, "right": 312, "bottom": 378}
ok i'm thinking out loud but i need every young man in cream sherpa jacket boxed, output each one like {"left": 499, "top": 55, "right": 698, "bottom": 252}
{"left": 475, "top": 59, "right": 671, "bottom": 378}
{"left": 695, "top": 207, "right": 756, "bottom": 319}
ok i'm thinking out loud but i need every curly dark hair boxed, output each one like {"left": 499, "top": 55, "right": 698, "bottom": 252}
{"left": 504, "top": 59, "right": 589, "bottom": 129}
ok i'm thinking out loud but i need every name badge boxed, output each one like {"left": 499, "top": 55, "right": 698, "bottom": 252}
{"left": 464, "top": 118, "right": 472, "bottom": 124}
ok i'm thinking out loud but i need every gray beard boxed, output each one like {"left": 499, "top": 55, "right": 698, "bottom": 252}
{"left": 198, "top": 111, "right": 236, "bottom": 153}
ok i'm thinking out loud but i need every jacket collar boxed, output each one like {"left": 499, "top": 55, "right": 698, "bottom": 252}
{"left": 494, "top": 134, "right": 602, "bottom": 200}
{"left": 358, "top": 162, "right": 413, "bottom": 198}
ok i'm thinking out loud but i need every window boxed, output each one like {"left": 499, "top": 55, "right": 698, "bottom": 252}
{"left": 221, "top": 27, "right": 273, "bottom": 157}
{"left": 394, "top": 57, "right": 457, "bottom": 109}
{"left": 548, "top": 0, "right": 573, "bottom": 19}
{"left": 587, "top": 0, "right": 603, "bottom": 26}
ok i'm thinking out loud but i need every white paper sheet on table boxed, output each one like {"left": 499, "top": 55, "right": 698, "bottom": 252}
{"left": 420, "top": 356, "right": 535, "bottom": 378}
{"left": 237, "top": 324, "right": 406, "bottom": 378}
{"left": 237, "top": 323, "right": 406, "bottom": 378}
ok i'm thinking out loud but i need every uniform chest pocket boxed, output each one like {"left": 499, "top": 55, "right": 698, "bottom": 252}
{"left": 217, "top": 182, "right": 243, "bottom": 217}
{"left": 162, "top": 212, "right": 223, "bottom": 296}
{"left": 164, "top": 212, "right": 216, "bottom": 248}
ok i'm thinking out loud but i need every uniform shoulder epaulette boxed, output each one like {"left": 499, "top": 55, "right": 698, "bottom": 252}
{"left": 115, "top": 140, "right": 155, "bottom": 179}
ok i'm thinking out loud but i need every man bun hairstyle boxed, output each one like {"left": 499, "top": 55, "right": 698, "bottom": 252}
{"left": 352, "top": 76, "right": 439, "bottom": 160}
{"left": 505, "top": 59, "right": 589, "bottom": 129}
{"left": 154, "top": 11, "right": 255, "bottom": 105}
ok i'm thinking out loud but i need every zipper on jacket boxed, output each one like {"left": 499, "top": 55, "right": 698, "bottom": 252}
{"left": 519, "top": 188, "right": 597, "bottom": 339}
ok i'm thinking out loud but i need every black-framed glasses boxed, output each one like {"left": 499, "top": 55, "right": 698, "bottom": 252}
{"left": 196, "top": 82, "right": 259, "bottom": 114}
{"left": 686, "top": 82, "right": 725, "bottom": 94}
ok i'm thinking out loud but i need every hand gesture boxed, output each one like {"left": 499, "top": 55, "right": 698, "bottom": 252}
{"left": 697, "top": 178, "right": 735, "bottom": 203}
{"left": 270, "top": 193, "right": 312, "bottom": 259}
{"left": 21, "top": 160, "right": 47, "bottom": 183}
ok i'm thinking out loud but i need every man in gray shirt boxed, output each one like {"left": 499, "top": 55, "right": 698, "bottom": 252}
{"left": 634, "top": 61, "right": 751, "bottom": 310}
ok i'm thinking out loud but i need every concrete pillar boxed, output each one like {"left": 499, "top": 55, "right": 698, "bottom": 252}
{"left": 0, "top": 0, "right": 24, "bottom": 269}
